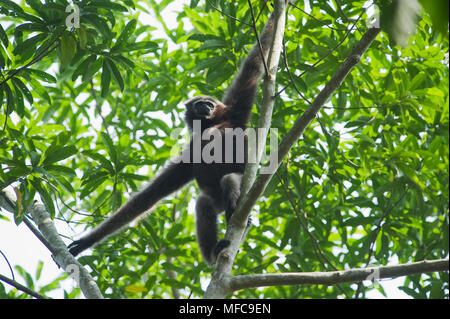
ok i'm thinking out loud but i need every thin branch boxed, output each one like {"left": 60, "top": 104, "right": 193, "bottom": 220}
{"left": 206, "top": 0, "right": 251, "bottom": 27}
{"left": 248, "top": 0, "right": 270, "bottom": 77}
{"left": 0, "top": 273, "right": 47, "bottom": 299}
{"left": 281, "top": 39, "right": 311, "bottom": 103}
{"left": 355, "top": 188, "right": 409, "bottom": 298}
{"left": 167, "top": 257, "right": 181, "bottom": 299}
{"left": 275, "top": 170, "right": 352, "bottom": 298}
{"left": 229, "top": 258, "right": 449, "bottom": 292}
{"left": 335, "top": 0, "right": 350, "bottom": 23}
{"left": 315, "top": 115, "right": 360, "bottom": 169}
{"left": 276, "top": 8, "right": 366, "bottom": 97}
{"left": 0, "top": 249, "right": 14, "bottom": 280}
{"left": 289, "top": 2, "right": 349, "bottom": 31}
{"left": 275, "top": 172, "right": 337, "bottom": 271}
{"left": 0, "top": 31, "right": 62, "bottom": 88}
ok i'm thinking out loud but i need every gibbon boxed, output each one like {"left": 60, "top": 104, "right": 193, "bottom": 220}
{"left": 69, "top": 12, "right": 275, "bottom": 265}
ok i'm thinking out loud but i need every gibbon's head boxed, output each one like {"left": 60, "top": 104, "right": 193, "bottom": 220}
{"left": 184, "top": 96, "right": 226, "bottom": 130}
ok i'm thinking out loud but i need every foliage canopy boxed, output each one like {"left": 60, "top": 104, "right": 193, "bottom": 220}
{"left": 0, "top": 0, "right": 448, "bottom": 298}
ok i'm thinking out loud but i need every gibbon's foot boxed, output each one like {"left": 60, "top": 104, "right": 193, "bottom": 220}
{"left": 68, "top": 239, "right": 87, "bottom": 257}
{"left": 211, "top": 239, "right": 231, "bottom": 263}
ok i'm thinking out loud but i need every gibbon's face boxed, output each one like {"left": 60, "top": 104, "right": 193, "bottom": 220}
{"left": 185, "top": 96, "right": 223, "bottom": 120}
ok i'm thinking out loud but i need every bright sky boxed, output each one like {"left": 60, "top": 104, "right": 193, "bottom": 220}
{"left": 0, "top": 1, "right": 411, "bottom": 299}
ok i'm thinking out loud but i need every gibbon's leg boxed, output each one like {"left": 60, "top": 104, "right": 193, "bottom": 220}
{"left": 69, "top": 159, "right": 193, "bottom": 256}
{"left": 220, "top": 173, "right": 242, "bottom": 222}
{"left": 221, "top": 173, "right": 252, "bottom": 240}
{"left": 195, "top": 193, "right": 223, "bottom": 265}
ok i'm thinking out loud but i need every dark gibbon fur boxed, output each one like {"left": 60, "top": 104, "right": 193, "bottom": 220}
{"left": 69, "top": 13, "right": 275, "bottom": 265}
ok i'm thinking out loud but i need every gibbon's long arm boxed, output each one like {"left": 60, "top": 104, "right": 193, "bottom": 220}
{"left": 69, "top": 159, "right": 194, "bottom": 256}
{"left": 222, "top": 12, "right": 275, "bottom": 127}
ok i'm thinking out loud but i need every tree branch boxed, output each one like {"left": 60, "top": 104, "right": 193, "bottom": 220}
{"left": 204, "top": 2, "right": 287, "bottom": 300}
{"left": 29, "top": 203, "right": 104, "bottom": 299}
{"left": 0, "top": 191, "right": 104, "bottom": 299}
{"left": 237, "top": 27, "right": 381, "bottom": 228}
{"left": 204, "top": 23, "right": 380, "bottom": 298}
{"left": 229, "top": 258, "right": 449, "bottom": 292}
{"left": 0, "top": 273, "right": 47, "bottom": 299}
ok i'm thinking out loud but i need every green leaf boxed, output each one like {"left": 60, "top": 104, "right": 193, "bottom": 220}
{"left": 26, "top": 68, "right": 56, "bottom": 83}
{"left": 12, "top": 33, "right": 47, "bottom": 61}
{"left": 196, "top": 56, "right": 227, "bottom": 71}
{"left": 30, "top": 179, "right": 55, "bottom": 218}
{"left": 54, "top": 175, "right": 75, "bottom": 195}
{"left": 90, "top": 1, "right": 128, "bottom": 12}
{"left": 4, "top": 83, "right": 14, "bottom": 115}
{"left": 80, "top": 175, "right": 108, "bottom": 198}
{"left": 0, "top": 0, "right": 25, "bottom": 15}
{"left": 25, "top": 0, "right": 46, "bottom": 17}
{"left": 43, "top": 165, "right": 76, "bottom": 177}
{"left": 77, "top": 27, "right": 87, "bottom": 49}
{"left": 409, "top": 71, "right": 426, "bottom": 91}
{"left": 14, "top": 22, "right": 47, "bottom": 34}
{"left": 84, "top": 15, "right": 112, "bottom": 40}
{"left": 27, "top": 124, "right": 65, "bottom": 136}
{"left": 109, "top": 55, "right": 136, "bottom": 71}
{"left": 0, "top": 24, "right": 8, "bottom": 47}
{"left": 112, "top": 19, "right": 137, "bottom": 51}
{"left": 72, "top": 54, "right": 96, "bottom": 81}
{"left": 60, "top": 33, "right": 77, "bottom": 67}
{"left": 120, "top": 41, "right": 158, "bottom": 52}
{"left": 11, "top": 77, "right": 33, "bottom": 105}
{"left": 36, "top": 261, "right": 43, "bottom": 281}
{"left": 105, "top": 58, "right": 124, "bottom": 91}
{"left": 0, "top": 46, "right": 6, "bottom": 68}
{"left": 419, "top": 0, "right": 449, "bottom": 34}
{"left": 100, "top": 132, "right": 117, "bottom": 164}
{"left": 396, "top": 162, "right": 425, "bottom": 189}
{"left": 198, "top": 39, "right": 227, "bottom": 50}
{"left": 83, "top": 150, "right": 114, "bottom": 173}
{"left": 101, "top": 58, "right": 111, "bottom": 97}
{"left": 13, "top": 86, "right": 24, "bottom": 117}
{"left": 43, "top": 145, "right": 77, "bottom": 165}
{"left": 375, "top": 230, "right": 383, "bottom": 256}
{"left": 188, "top": 33, "right": 223, "bottom": 42}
